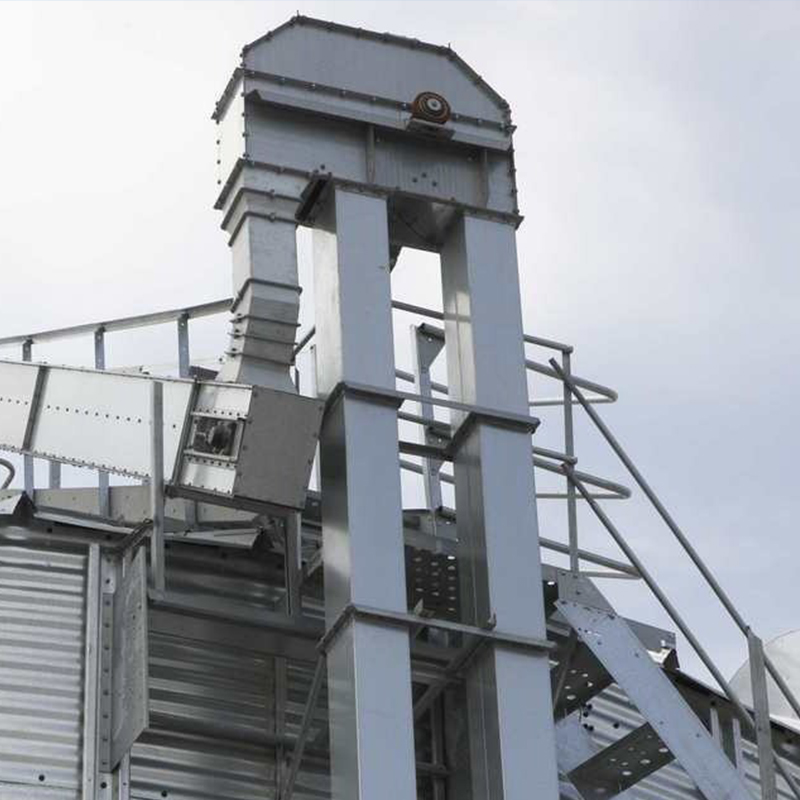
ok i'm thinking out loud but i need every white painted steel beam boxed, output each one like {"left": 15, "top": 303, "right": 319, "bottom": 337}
{"left": 440, "top": 215, "right": 560, "bottom": 800}
{"left": 312, "top": 186, "right": 417, "bottom": 800}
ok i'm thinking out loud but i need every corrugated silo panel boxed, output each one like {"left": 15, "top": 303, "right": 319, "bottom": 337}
{"left": 0, "top": 545, "right": 87, "bottom": 798}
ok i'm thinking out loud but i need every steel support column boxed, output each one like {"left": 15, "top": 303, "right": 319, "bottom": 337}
{"left": 312, "top": 186, "right": 417, "bottom": 800}
{"left": 94, "top": 328, "right": 110, "bottom": 517}
{"left": 440, "top": 214, "right": 559, "bottom": 800}
{"left": 21, "top": 339, "right": 34, "bottom": 495}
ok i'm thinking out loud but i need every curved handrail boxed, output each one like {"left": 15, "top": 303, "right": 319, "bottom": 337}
{"left": 0, "top": 458, "right": 15, "bottom": 490}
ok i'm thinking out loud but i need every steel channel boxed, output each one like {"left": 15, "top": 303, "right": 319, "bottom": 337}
{"left": 748, "top": 631, "right": 779, "bottom": 800}
{"left": 94, "top": 328, "right": 110, "bottom": 517}
{"left": 21, "top": 339, "right": 34, "bottom": 494}
{"left": 149, "top": 382, "right": 165, "bottom": 593}
{"left": 82, "top": 544, "right": 102, "bottom": 799}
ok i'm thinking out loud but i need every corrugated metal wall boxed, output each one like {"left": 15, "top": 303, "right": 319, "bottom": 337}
{"left": 129, "top": 542, "right": 281, "bottom": 800}
{"left": 0, "top": 544, "right": 87, "bottom": 799}
{"left": 2, "top": 537, "right": 798, "bottom": 800}
{"left": 130, "top": 632, "right": 277, "bottom": 800}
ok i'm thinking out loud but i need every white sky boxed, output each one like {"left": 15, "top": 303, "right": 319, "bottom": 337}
{"left": 0, "top": 1, "right": 798, "bottom": 682}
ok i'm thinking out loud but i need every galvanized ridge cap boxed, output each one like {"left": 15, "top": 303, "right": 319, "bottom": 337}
{"left": 240, "top": 14, "right": 512, "bottom": 120}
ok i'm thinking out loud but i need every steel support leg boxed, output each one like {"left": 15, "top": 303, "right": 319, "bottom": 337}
{"left": 22, "top": 339, "right": 34, "bottom": 495}
{"left": 149, "top": 382, "right": 165, "bottom": 594}
{"left": 312, "top": 186, "right": 417, "bottom": 800}
{"left": 95, "top": 328, "right": 110, "bottom": 517}
{"left": 440, "top": 214, "right": 559, "bottom": 800}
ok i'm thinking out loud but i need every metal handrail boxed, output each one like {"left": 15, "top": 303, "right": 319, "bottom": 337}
{"left": 550, "top": 358, "right": 800, "bottom": 722}
{"left": 551, "top": 359, "right": 800, "bottom": 798}
{"left": 0, "top": 458, "right": 15, "bottom": 490}
{"left": 565, "top": 466, "right": 800, "bottom": 799}
{"left": 0, "top": 298, "right": 231, "bottom": 347}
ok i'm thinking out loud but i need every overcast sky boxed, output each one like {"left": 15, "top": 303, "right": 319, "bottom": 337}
{"left": 0, "top": 1, "right": 798, "bottom": 684}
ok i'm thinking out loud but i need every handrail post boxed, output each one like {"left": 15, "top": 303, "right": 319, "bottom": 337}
{"left": 176, "top": 314, "right": 198, "bottom": 530}
{"left": 94, "top": 327, "right": 110, "bottom": 517}
{"left": 150, "top": 381, "right": 166, "bottom": 594}
{"left": 21, "top": 338, "right": 34, "bottom": 496}
{"left": 176, "top": 313, "right": 190, "bottom": 378}
{"left": 748, "top": 631, "right": 779, "bottom": 800}
{"left": 562, "top": 351, "right": 579, "bottom": 573}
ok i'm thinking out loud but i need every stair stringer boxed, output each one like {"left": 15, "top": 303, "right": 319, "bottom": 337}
{"left": 556, "top": 597, "right": 753, "bottom": 800}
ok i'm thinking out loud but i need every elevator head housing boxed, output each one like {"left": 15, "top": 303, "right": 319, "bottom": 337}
{"left": 213, "top": 14, "right": 520, "bottom": 254}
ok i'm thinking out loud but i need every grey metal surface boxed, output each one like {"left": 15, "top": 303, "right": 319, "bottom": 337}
{"left": 0, "top": 359, "right": 196, "bottom": 479}
{"left": 585, "top": 683, "right": 800, "bottom": 800}
{"left": 312, "top": 186, "right": 418, "bottom": 800}
{"left": 112, "top": 549, "right": 149, "bottom": 769}
{"left": 440, "top": 213, "right": 560, "bottom": 800}
{"left": 0, "top": 544, "right": 87, "bottom": 797}
{"left": 557, "top": 599, "right": 752, "bottom": 800}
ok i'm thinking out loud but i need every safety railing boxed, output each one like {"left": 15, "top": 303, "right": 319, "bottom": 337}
{"left": 549, "top": 360, "right": 800, "bottom": 800}
{"left": 3, "top": 293, "right": 794, "bottom": 797}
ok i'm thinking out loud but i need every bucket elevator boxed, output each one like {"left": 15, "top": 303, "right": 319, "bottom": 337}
{"left": 0, "top": 15, "right": 799, "bottom": 800}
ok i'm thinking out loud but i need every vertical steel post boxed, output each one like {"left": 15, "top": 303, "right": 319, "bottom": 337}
{"left": 48, "top": 459, "right": 62, "bottom": 489}
{"left": 176, "top": 314, "right": 198, "bottom": 528}
{"left": 284, "top": 513, "right": 302, "bottom": 617}
{"left": 312, "top": 186, "right": 417, "bottom": 800}
{"left": 308, "top": 343, "right": 321, "bottom": 491}
{"left": 21, "top": 339, "right": 34, "bottom": 495}
{"left": 176, "top": 313, "right": 190, "bottom": 378}
{"left": 82, "top": 544, "right": 102, "bottom": 799}
{"left": 94, "top": 328, "right": 110, "bottom": 517}
{"left": 439, "top": 214, "right": 559, "bottom": 800}
{"left": 748, "top": 631, "right": 779, "bottom": 800}
{"left": 150, "top": 381, "right": 166, "bottom": 593}
{"left": 562, "top": 351, "right": 579, "bottom": 572}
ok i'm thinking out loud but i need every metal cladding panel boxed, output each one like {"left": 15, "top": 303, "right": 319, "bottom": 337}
{"left": 130, "top": 633, "right": 277, "bottom": 800}
{"left": 0, "top": 361, "right": 42, "bottom": 450}
{"left": 130, "top": 543, "right": 284, "bottom": 800}
{"left": 217, "top": 76, "right": 245, "bottom": 184}
{"left": 584, "top": 684, "right": 800, "bottom": 800}
{"left": 243, "top": 19, "right": 506, "bottom": 124}
{"left": 234, "top": 389, "right": 324, "bottom": 510}
{"left": 0, "top": 545, "right": 86, "bottom": 797}
{"left": 0, "top": 360, "right": 196, "bottom": 478}
{"left": 246, "top": 103, "right": 368, "bottom": 181}
{"left": 30, "top": 367, "right": 193, "bottom": 477}
{"left": 283, "top": 658, "right": 331, "bottom": 800}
